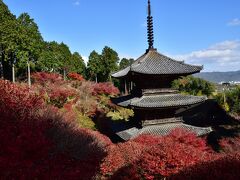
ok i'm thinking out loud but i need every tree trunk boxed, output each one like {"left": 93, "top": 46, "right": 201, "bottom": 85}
{"left": 0, "top": 51, "right": 3, "bottom": 79}
{"left": 12, "top": 64, "right": 15, "bottom": 83}
{"left": 95, "top": 75, "right": 98, "bottom": 83}
{"left": 63, "top": 69, "right": 66, "bottom": 81}
{"left": 27, "top": 61, "right": 31, "bottom": 88}
{"left": 109, "top": 74, "right": 112, "bottom": 82}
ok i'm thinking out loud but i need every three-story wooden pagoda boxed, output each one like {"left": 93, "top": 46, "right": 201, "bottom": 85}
{"left": 111, "top": 0, "right": 212, "bottom": 140}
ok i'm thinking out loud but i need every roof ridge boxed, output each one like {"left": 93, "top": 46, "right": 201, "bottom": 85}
{"left": 136, "top": 51, "right": 149, "bottom": 64}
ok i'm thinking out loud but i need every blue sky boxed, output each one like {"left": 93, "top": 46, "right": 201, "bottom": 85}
{"left": 3, "top": 0, "right": 240, "bottom": 72}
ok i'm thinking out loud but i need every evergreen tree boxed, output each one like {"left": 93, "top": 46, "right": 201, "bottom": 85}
{"left": 119, "top": 58, "right": 134, "bottom": 69}
{"left": 69, "top": 52, "right": 86, "bottom": 77}
{"left": 172, "top": 76, "right": 215, "bottom": 97}
{"left": 0, "top": 0, "right": 19, "bottom": 80}
{"left": 16, "top": 13, "right": 44, "bottom": 79}
{"left": 37, "top": 41, "right": 62, "bottom": 72}
{"left": 37, "top": 41, "right": 72, "bottom": 76}
{"left": 101, "top": 46, "right": 119, "bottom": 82}
{"left": 87, "top": 50, "right": 102, "bottom": 82}
{"left": 0, "top": 1, "right": 44, "bottom": 81}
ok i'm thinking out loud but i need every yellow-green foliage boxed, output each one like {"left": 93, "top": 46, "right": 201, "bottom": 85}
{"left": 76, "top": 113, "right": 96, "bottom": 130}
{"left": 107, "top": 107, "right": 134, "bottom": 121}
{"left": 97, "top": 95, "right": 111, "bottom": 112}
{"left": 215, "top": 86, "right": 240, "bottom": 114}
{"left": 222, "top": 102, "right": 230, "bottom": 112}
{"left": 172, "top": 76, "right": 215, "bottom": 97}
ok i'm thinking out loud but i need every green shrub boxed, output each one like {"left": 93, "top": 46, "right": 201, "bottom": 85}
{"left": 76, "top": 113, "right": 96, "bottom": 130}
{"left": 215, "top": 86, "right": 240, "bottom": 114}
{"left": 107, "top": 107, "right": 134, "bottom": 121}
{"left": 172, "top": 76, "right": 215, "bottom": 97}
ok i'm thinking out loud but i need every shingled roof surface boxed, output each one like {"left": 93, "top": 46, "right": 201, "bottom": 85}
{"left": 112, "top": 49, "right": 203, "bottom": 78}
{"left": 112, "top": 94, "right": 207, "bottom": 108}
{"left": 116, "top": 123, "right": 212, "bottom": 141}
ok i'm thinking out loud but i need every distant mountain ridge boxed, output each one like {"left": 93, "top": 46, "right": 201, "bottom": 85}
{"left": 194, "top": 70, "right": 240, "bottom": 83}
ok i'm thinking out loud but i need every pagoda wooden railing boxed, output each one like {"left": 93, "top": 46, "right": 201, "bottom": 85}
{"left": 142, "top": 117, "right": 183, "bottom": 127}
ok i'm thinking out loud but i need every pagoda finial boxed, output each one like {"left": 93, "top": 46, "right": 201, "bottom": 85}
{"left": 147, "top": 0, "right": 154, "bottom": 50}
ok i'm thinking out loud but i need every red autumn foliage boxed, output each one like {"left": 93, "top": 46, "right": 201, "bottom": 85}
{"left": 100, "top": 142, "right": 144, "bottom": 177}
{"left": 0, "top": 80, "right": 44, "bottom": 120}
{"left": 100, "top": 129, "right": 215, "bottom": 180}
{"left": 170, "top": 153, "right": 240, "bottom": 180}
{"left": 92, "top": 82, "right": 119, "bottom": 96}
{"left": 0, "top": 80, "right": 112, "bottom": 179}
{"left": 31, "top": 72, "right": 78, "bottom": 108}
{"left": 219, "top": 136, "right": 240, "bottom": 153}
{"left": 132, "top": 131, "right": 213, "bottom": 178}
{"left": 32, "top": 72, "right": 63, "bottom": 85}
{"left": 47, "top": 85, "right": 77, "bottom": 108}
{"left": 68, "top": 72, "right": 85, "bottom": 81}
{"left": 1, "top": 75, "right": 239, "bottom": 179}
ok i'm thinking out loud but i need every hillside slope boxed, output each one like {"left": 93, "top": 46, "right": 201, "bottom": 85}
{"left": 194, "top": 70, "right": 240, "bottom": 83}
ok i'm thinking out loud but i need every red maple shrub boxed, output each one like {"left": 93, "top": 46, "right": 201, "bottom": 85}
{"left": 1, "top": 77, "right": 240, "bottom": 179}
{"left": 132, "top": 131, "right": 213, "bottom": 178}
{"left": 100, "top": 129, "right": 215, "bottom": 180}
{"left": 47, "top": 85, "right": 78, "bottom": 108}
{"left": 31, "top": 73, "right": 120, "bottom": 121}
{"left": 0, "top": 80, "right": 44, "bottom": 120}
{"left": 32, "top": 72, "right": 64, "bottom": 85}
{"left": 219, "top": 136, "right": 240, "bottom": 153}
{"left": 0, "top": 80, "right": 112, "bottom": 179}
{"left": 92, "top": 82, "right": 119, "bottom": 96}
{"left": 100, "top": 142, "right": 144, "bottom": 177}
{"left": 68, "top": 72, "right": 85, "bottom": 81}
{"left": 170, "top": 153, "right": 240, "bottom": 180}
{"left": 32, "top": 72, "right": 78, "bottom": 108}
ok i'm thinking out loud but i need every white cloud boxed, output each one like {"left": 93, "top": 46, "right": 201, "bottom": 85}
{"left": 228, "top": 18, "right": 240, "bottom": 26}
{"left": 73, "top": 1, "right": 80, "bottom": 6}
{"left": 172, "top": 40, "right": 240, "bottom": 72}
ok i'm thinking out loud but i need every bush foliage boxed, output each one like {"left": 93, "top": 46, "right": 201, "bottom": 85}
{"left": 172, "top": 76, "right": 215, "bottom": 97}
{"left": 100, "top": 129, "right": 216, "bottom": 179}
{"left": 170, "top": 153, "right": 240, "bottom": 180}
{"left": 0, "top": 79, "right": 112, "bottom": 179}
{"left": 0, "top": 73, "right": 239, "bottom": 179}
{"left": 215, "top": 86, "right": 240, "bottom": 114}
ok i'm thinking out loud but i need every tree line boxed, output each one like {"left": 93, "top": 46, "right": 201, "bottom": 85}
{"left": 0, "top": 0, "right": 134, "bottom": 83}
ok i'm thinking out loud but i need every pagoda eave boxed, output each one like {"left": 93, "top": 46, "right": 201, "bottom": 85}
{"left": 111, "top": 49, "right": 203, "bottom": 79}
{"left": 112, "top": 71, "right": 202, "bottom": 79}
{"left": 116, "top": 123, "right": 213, "bottom": 141}
{"left": 112, "top": 94, "right": 207, "bottom": 109}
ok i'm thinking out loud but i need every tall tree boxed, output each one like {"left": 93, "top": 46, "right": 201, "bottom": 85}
{"left": 37, "top": 41, "right": 70, "bottom": 74}
{"left": 16, "top": 13, "right": 44, "bottom": 84}
{"left": 119, "top": 58, "right": 134, "bottom": 69}
{"left": 87, "top": 50, "right": 102, "bottom": 82}
{"left": 101, "top": 46, "right": 119, "bottom": 82}
{"left": 0, "top": 1, "right": 44, "bottom": 81}
{"left": 58, "top": 42, "right": 72, "bottom": 80}
{"left": 69, "top": 52, "right": 86, "bottom": 77}
{"left": 172, "top": 76, "right": 215, "bottom": 97}
{"left": 17, "top": 13, "right": 43, "bottom": 59}
{"left": 0, "top": 0, "right": 19, "bottom": 80}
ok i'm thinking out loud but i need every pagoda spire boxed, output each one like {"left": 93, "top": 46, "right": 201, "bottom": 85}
{"left": 147, "top": 0, "right": 154, "bottom": 50}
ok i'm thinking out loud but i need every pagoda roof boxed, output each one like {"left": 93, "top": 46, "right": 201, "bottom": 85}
{"left": 116, "top": 122, "right": 212, "bottom": 141}
{"left": 112, "top": 49, "right": 203, "bottom": 78}
{"left": 112, "top": 93, "right": 207, "bottom": 108}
